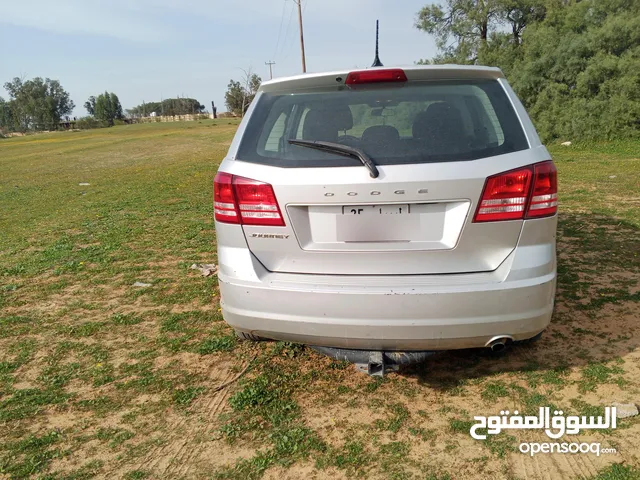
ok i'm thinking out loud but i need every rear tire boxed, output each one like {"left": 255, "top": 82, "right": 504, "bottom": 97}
{"left": 235, "top": 331, "right": 268, "bottom": 342}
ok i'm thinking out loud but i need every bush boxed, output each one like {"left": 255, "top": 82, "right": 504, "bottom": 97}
{"left": 418, "top": 0, "right": 640, "bottom": 142}
{"left": 507, "top": 0, "right": 640, "bottom": 142}
{"left": 75, "top": 117, "right": 108, "bottom": 130}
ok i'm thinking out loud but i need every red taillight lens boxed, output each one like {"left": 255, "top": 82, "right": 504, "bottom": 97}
{"left": 474, "top": 167, "right": 532, "bottom": 222}
{"left": 345, "top": 68, "right": 408, "bottom": 85}
{"left": 213, "top": 173, "right": 285, "bottom": 226}
{"left": 473, "top": 161, "right": 558, "bottom": 223}
{"left": 526, "top": 161, "right": 558, "bottom": 218}
{"left": 214, "top": 172, "right": 239, "bottom": 224}
{"left": 233, "top": 176, "right": 285, "bottom": 226}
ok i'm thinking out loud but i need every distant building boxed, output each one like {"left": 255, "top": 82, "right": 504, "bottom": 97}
{"left": 149, "top": 111, "right": 157, "bottom": 117}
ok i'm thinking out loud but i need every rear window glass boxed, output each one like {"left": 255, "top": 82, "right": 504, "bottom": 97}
{"left": 237, "top": 79, "right": 528, "bottom": 167}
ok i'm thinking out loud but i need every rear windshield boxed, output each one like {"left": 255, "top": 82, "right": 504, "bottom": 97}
{"left": 237, "top": 79, "right": 529, "bottom": 167}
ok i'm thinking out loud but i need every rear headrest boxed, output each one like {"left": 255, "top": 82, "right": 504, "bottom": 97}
{"left": 361, "top": 125, "right": 400, "bottom": 145}
{"left": 302, "top": 105, "right": 353, "bottom": 142}
{"left": 412, "top": 102, "right": 464, "bottom": 140}
{"left": 331, "top": 105, "right": 354, "bottom": 131}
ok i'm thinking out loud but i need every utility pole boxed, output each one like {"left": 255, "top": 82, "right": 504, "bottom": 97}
{"left": 294, "top": 0, "right": 307, "bottom": 73}
{"left": 265, "top": 60, "right": 276, "bottom": 79}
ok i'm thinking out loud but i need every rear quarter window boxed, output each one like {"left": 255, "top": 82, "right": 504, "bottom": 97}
{"left": 237, "top": 79, "right": 528, "bottom": 168}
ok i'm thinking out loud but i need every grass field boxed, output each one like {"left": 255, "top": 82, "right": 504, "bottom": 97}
{"left": 1, "top": 121, "right": 639, "bottom": 480}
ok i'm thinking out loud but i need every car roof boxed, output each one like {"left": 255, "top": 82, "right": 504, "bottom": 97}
{"left": 259, "top": 65, "right": 505, "bottom": 94}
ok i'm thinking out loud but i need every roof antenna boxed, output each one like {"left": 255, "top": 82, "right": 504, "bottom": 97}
{"left": 372, "top": 20, "right": 383, "bottom": 67}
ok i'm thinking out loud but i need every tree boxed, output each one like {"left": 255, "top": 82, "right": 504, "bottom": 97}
{"left": 126, "top": 102, "right": 160, "bottom": 118}
{"left": 126, "top": 98, "right": 204, "bottom": 117}
{"left": 84, "top": 96, "right": 96, "bottom": 116}
{"left": 415, "top": 0, "right": 505, "bottom": 64}
{"left": 88, "top": 91, "right": 123, "bottom": 126}
{"left": 0, "top": 96, "right": 13, "bottom": 133}
{"left": 501, "top": 0, "right": 546, "bottom": 45}
{"left": 224, "top": 80, "right": 246, "bottom": 116}
{"left": 414, "top": 0, "right": 640, "bottom": 141}
{"left": 159, "top": 97, "right": 204, "bottom": 116}
{"left": 3, "top": 77, "right": 74, "bottom": 131}
{"left": 415, "top": 0, "right": 546, "bottom": 65}
{"left": 224, "top": 71, "right": 262, "bottom": 116}
{"left": 508, "top": 0, "right": 640, "bottom": 140}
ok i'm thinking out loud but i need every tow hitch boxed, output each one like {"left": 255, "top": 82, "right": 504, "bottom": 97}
{"left": 310, "top": 346, "right": 434, "bottom": 377}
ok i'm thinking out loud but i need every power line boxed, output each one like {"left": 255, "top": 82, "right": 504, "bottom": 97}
{"left": 272, "top": 0, "right": 287, "bottom": 60}
{"left": 280, "top": 1, "right": 296, "bottom": 60}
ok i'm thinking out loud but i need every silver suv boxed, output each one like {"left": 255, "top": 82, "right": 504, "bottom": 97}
{"left": 214, "top": 65, "right": 557, "bottom": 364}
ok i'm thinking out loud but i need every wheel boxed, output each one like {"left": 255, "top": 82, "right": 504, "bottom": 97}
{"left": 235, "top": 331, "right": 268, "bottom": 342}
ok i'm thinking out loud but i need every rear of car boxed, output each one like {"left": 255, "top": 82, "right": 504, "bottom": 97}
{"left": 214, "top": 65, "right": 557, "bottom": 352}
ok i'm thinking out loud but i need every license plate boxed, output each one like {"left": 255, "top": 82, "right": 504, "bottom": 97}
{"left": 342, "top": 205, "right": 410, "bottom": 216}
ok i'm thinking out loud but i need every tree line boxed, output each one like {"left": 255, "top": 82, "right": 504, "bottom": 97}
{"left": 2, "top": 1, "right": 638, "bottom": 141}
{"left": 415, "top": 0, "right": 640, "bottom": 141}
{"left": 0, "top": 79, "right": 206, "bottom": 134}
{"left": 0, "top": 77, "right": 75, "bottom": 132}
{"left": 126, "top": 98, "right": 205, "bottom": 118}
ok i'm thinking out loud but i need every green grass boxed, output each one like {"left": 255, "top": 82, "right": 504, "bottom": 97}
{"left": 216, "top": 359, "right": 326, "bottom": 478}
{"left": 316, "top": 440, "right": 369, "bottom": 475}
{"left": 1, "top": 124, "right": 639, "bottom": 479}
{"left": 95, "top": 427, "right": 135, "bottom": 448}
{"left": 584, "top": 463, "right": 640, "bottom": 480}
{"left": 577, "top": 361, "right": 627, "bottom": 393}
{"left": 0, "top": 430, "right": 64, "bottom": 478}
{"left": 375, "top": 403, "right": 410, "bottom": 433}
{"left": 449, "top": 418, "right": 474, "bottom": 434}
{"left": 481, "top": 381, "right": 510, "bottom": 401}
{"left": 549, "top": 140, "right": 640, "bottom": 227}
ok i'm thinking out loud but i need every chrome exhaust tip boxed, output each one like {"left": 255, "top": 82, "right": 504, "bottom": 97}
{"left": 485, "top": 335, "right": 514, "bottom": 353}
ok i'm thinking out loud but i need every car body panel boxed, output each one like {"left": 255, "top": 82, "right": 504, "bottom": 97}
{"left": 214, "top": 65, "right": 557, "bottom": 352}
{"left": 218, "top": 145, "right": 551, "bottom": 275}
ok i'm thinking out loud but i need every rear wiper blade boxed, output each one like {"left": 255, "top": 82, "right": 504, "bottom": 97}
{"left": 287, "top": 139, "right": 379, "bottom": 179}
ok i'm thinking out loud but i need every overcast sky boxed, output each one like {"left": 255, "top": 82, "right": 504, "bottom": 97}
{"left": 0, "top": 0, "right": 438, "bottom": 115}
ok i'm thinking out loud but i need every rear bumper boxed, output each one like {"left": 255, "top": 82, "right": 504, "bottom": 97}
{"left": 220, "top": 271, "right": 554, "bottom": 351}
{"left": 217, "top": 219, "right": 557, "bottom": 351}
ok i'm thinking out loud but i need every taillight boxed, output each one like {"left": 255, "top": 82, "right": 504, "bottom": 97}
{"left": 473, "top": 161, "right": 557, "bottom": 222}
{"left": 345, "top": 68, "right": 408, "bottom": 85}
{"left": 233, "top": 176, "right": 285, "bottom": 226}
{"left": 213, "top": 172, "right": 239, "bottom": 223}
{"left": 526, "top": 161, "right": 558, "bottom": 218}
{"left": 213, "top": 173, "right": 285, "bottom": 226}
{"left": 474, "top": 167, "right": 532, "bottom": 222}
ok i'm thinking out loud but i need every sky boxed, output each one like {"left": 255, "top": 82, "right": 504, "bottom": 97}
{"left": 0, "top": 0, "right": 438, "bottom": 116}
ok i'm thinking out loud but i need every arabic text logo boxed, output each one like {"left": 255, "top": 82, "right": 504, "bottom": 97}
{"left": 469, "top": 406, "right": 617, "bottom": 440}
